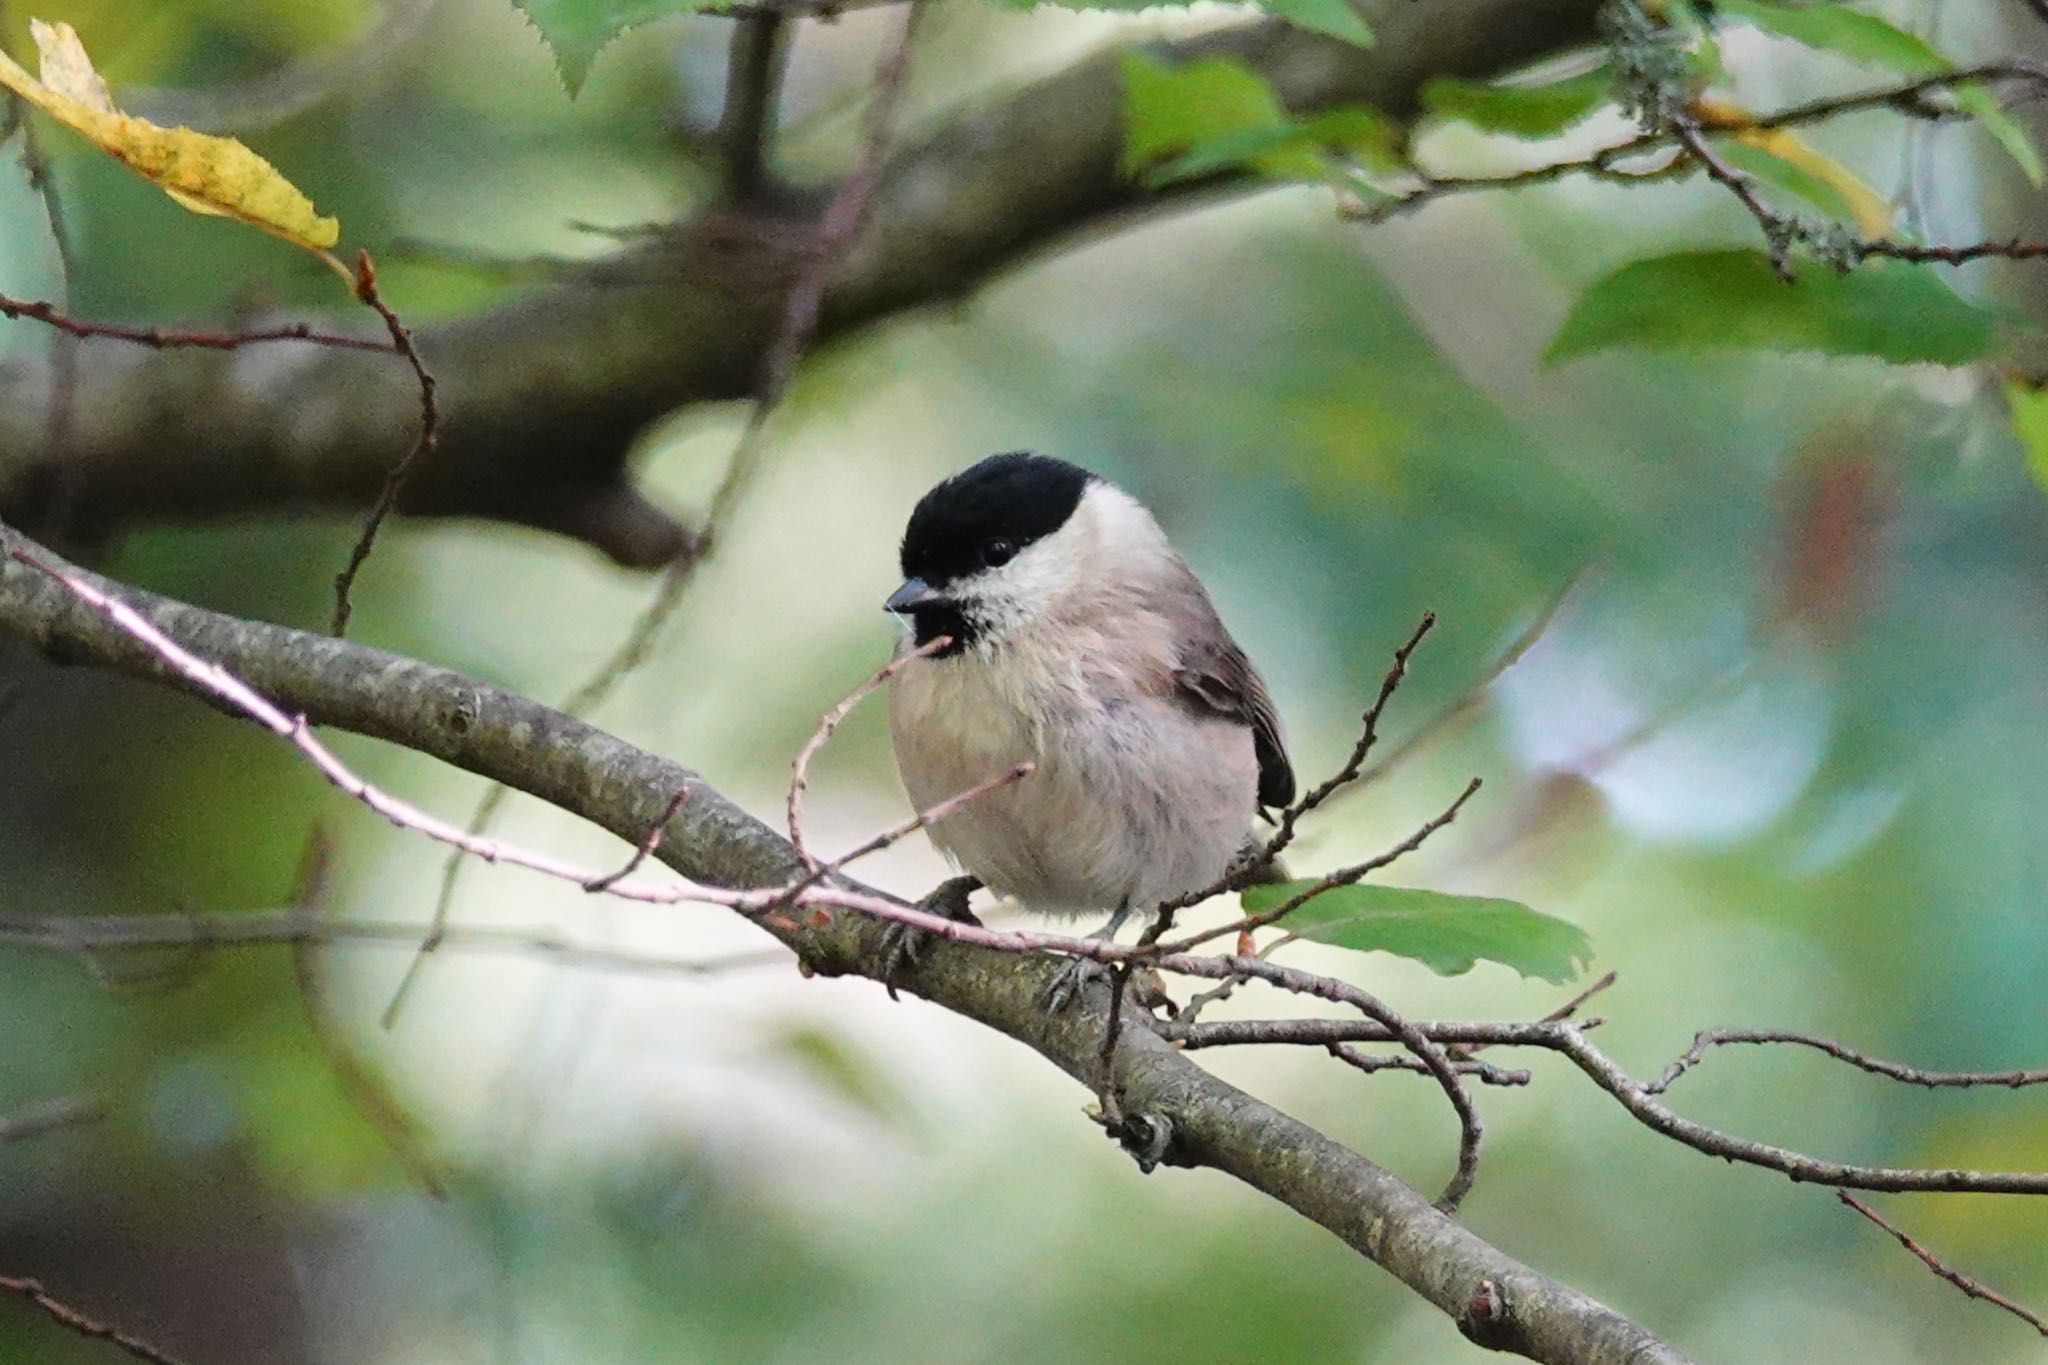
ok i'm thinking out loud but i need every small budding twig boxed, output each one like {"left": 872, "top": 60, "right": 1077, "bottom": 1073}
{"left": 1155, "top": 950, "right": 1484, "bottom": 1213}
{"left": 1158, "top": 775, "right": 1482, "bottom": 956}
{"left": 1837, "top": 1191, "right": 2048, "bottom": 1339}
{"left": 1150, "top": 611, "right": 1438, "bottom": 925}
{"left": 584, "top": 785, "right": 692, "bottom": 892}
{"left": 788, "top": 635, "right": 953, "bottom": 869}
{"left": 331, "top": 250, "right": 439, "bottom": 638}
{"left": 0, "top": 1275, "right": 191, "bottom": 1365}
{"left": 412, "top": 0, "right": 934, "bottom": 1012}
{"left": 0, "top": 292, "right": 396, "bottom": 353}
{"left": 1647, "top": 1028, "right": 2048, "bottom": 1096}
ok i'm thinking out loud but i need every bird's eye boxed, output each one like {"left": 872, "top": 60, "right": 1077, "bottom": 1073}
{"left": 981, "top": 537, "right": 1017, "bottom": 568}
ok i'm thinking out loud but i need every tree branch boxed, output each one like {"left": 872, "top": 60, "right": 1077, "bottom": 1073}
{"left": 0, "top": 535, "right": 1683, "bottom": 1365}
{"left": 0, "top": 0, "right": 1603, "bottom": 564}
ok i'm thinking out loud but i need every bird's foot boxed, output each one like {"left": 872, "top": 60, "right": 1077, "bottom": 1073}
{"left": 1039, "top": 902, "right": 1132, "bottom": 1013}
{"left": 880, "top": 875, "right": 983, "bottom": 997}
{"left": 1040, "top": 956, "right": 1109, "bottom": 1013}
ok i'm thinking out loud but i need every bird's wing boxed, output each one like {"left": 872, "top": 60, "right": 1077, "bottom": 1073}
{"left": 1159, "top": 570, "right": 1295, "bottom": 812}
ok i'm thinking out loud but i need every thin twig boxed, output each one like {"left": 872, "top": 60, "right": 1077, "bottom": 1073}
{"left": 1152, "top": 613, "right": 1436, "bottom": 921}
{"left": 0, "top": 1276, "right": 191, "bottom": 1365}
{"left": 1837, "top": 1191, "right": 2048, "bottom": 1338}
{"left": 1156, "top": 951, "right": 1483, "bottom": 1212}
{"left": 0, "top": 292, "right": 395, "bottom": 353}
{"left": 1449, "top": 969, "right": 1616, "bottom": 1063}
{"left": 1329, "top": 1041, "right": 1531, "bottom": 1088}
{"left": 1669, "top": 113, "right": 1796, "bottom": 279}
{"left": 331, "top": 251, "right": 440, "bottom": 637}
{"left": 787, "top": 636, "right": 952, "bottom": 869}
{"left": 1345, "top": 571, "right": 1588, "bottom": 798}
{"left": 583, "top": 785, "right": 692, "bottom": 892}
{"left": 287, "top": 834, "right": 447, "bottom": 1198}
{"left": 1157, "top": 776, "right": 1482, "bottom": 955}
{"left": 1648, "top": 1028, "right": 2048, "bottom": 1096}
{"left": 404, "top": 0, "right": 932, "bottom": 1020}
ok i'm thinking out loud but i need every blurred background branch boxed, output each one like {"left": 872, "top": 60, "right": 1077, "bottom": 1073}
{"left": 0, "top": 0, "right": 1602, "bottom": 565}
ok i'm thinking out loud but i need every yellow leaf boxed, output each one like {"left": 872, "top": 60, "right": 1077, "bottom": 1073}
{"left": 0, "top": 19, "right": 339, "bottom": 251}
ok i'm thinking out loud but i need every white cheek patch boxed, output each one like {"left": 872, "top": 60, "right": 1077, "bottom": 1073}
{"left": 952, "top": 522, "right": 1087, "bottom": 640}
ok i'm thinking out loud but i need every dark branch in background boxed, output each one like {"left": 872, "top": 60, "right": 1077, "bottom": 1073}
{"left": 0, "top": 908, "right": 797, "bottom": 977}
{"left": 0, "top": 1275, "right": 191, "bottom": 1365}
{"left": 330, "top": 252, "right": 440, "bottom": 637}
{"left": 0, "top": 0, "right": 1610, "bottom": 562}
{"left": 0, "top": 532, "right": 1689, "bottom": 1365}
{"left": 718, "top": 11, "right": 792, "bottom": 201}
{"left": 0, "top": 1095, "right": 104, "bottom": 1145}
{"left": 1837, "top": 1192, "right": 2048, "bottom": 1339}
{"left": 389, "top": 0, "right": 933, "bottom": 1026}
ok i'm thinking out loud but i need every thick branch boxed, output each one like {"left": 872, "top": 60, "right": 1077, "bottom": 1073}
{"left": 0, "top": 0, "right": 1601, "bottom": 564}
{"left": 0, "top": 541, "right": 1681, "bottom": 1365}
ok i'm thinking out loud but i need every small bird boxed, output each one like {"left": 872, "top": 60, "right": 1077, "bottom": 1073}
{"left": 884, "top": 452, "right": 1292, "bottom": 1003}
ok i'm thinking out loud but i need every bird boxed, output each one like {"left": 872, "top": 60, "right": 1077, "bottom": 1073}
{"left": 883, "top": 452, "right": 1293, "bottom": 1006}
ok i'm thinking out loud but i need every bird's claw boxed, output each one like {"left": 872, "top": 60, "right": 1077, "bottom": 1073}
{"left": 880, "top": 876, "right": 982, "bottom": 998}
{"left": 1040, "top": 956, "right": 1109, "bottom": 1013}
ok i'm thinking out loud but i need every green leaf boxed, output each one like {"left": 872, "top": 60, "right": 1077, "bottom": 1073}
{"left": 1258, "top": 0, "right": 1372, "bottom": 46}
{"left": 513, "top": 0, "right": 708, "bottom": 95}
{"left": 1546, "top": 249, "right": 2000, "bottom": 366}
{"left": 1121, "top": 52, "right": 1292, "bottom": 178}
{"left": 1715, "top": 0, "right": 2043, "bottom": 186}
{"left": 1242, "top": 882, "right": 1592, "bottom": 984}
{"left": 1955, "top": 86, "right": 2046, "bottom": 188}
{"left": 1123, "top": 54, "right": 1397, "bottom": 186}
{"left": 2006, "top": 379, "right": 2048, "bottom": 495}
{"left": 1143, "top": 106, "right": 1401, "bottom": 185}
{"left": 1420, "top": 67, "right": 1612, "bottom": 139}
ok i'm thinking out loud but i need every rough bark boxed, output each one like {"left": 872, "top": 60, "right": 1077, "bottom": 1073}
{"left": 0, "top": 538, "right": 1685, "bottom": 1365}
{"left": 0, "top": 0, "right": 1603, "bottom": 563}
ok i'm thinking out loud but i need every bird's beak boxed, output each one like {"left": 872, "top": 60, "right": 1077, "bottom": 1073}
{"left": 884, "top": 578, "right": 944, "bottom": 615}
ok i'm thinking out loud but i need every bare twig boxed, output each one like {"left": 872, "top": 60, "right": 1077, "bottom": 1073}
{"left": 0, "top": 293, "right": 395, "bottom": 354}
{"left": 1347, "top": 572, "right": 1587, "bottom": 796}
{"left": 787, "top": 636, "right": 952, "bottom": 868}
{"left": 1669, "top": 113, "right": 1796, "bottom": 279}
{"left": 0, "top": 1095, "right": 104, "bottom": 1144}
{"left": 1159, "top": 776, "right": 1482, "bottom": 955}
{"left": 584, "top": 785, "right": 691, "bottom": 892}
{"left": 331, "top": 251, "right": 440, "bottom": 637}
{"left": 1648, "top": 1028, "right": 2048, "bottom": 1095}
{"left": 0, "top": 1275, "right": 191, "bottom": 1365}
{"left": 1837, "top": 1191, "right": 2048, "bottom": 1338}
{"left": 1329, "top": 1041, "right": 1531, "bottom": 1088}
{"left": 1152, "top": 612, "right": 1437, "bottom": 922}
{"left": 1170, "top": 1011, "right": 2048, "bottom": 1195}
{"left": 1153, "top": 952, "right": 1484, "bottom": 1213}
{"left": 1548, "top": 1022, "right": 2048, "bottom": 1195}
{"left": 288, "top": 836, "right": 447, "bottom": 1198}
{"left": 404, "top": 0, "right": 933, "bottom": 1018}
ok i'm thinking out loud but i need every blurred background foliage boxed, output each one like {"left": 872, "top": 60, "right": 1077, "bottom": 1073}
{"left": 3, "top": 0, "right": 2048, "bottom": 1361}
